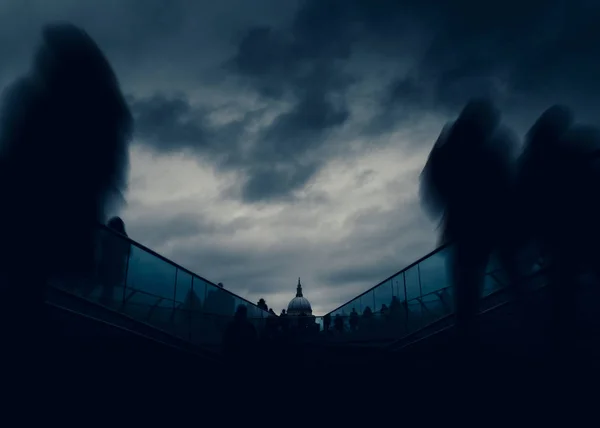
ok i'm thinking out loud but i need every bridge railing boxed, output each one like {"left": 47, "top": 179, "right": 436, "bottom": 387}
{"left": 50, "top": 223, "right": 272, "bottom": 347}
{"left": 318, "top": 243, "right": 545, "bottom": 342}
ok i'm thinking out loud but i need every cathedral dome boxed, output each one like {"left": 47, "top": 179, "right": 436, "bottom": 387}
{"left": 287, "top": 278, "right": 312, "bottom": 316}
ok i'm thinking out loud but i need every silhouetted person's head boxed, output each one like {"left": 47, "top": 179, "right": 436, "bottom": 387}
{"left": 107, "top": 216, "right": 127, "bottom": 236}
{"left": 454, "top": 97, "right": 500, "bottom": 143}
{"left": 235, "top": 305, "right": 248, "bottom": 321}
{"left": 527, "top": 105, "right": 574, "bottom": 148}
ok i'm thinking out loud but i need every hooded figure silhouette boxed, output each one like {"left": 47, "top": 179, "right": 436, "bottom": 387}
{"left": 0, "top": 23, "right": 132, "bottom": 345}
{"left": 420, "top": 98, "right": 520, "bottom": 347}
{"left": 517, "top": 105, "right": 600, "bottom": 350}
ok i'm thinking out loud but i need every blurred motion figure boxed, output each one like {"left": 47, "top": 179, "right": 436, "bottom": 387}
{"left": 420, "top": 98, "right": 521, "bottom": 347}
{"left": 0, "top": 23, "right": 132, "bottom": 347}
{"left": 516, "top": 105, "right": 600, "bottom": 349}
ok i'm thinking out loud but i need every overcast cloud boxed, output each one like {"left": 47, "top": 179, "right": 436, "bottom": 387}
{"left": 2, "top": 0, "right": 599, "bottom": 314}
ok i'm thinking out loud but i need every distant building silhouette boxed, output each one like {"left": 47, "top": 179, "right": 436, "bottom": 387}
{"left": 286, "top": 278, "right": 317, "bottom": 332}
{"left": 287, "top": 278, "right": 313, "bottom": 316}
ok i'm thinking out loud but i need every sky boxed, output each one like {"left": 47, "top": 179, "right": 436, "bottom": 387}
{"left": 1, "top": 0, "right": 599, "bottom": 314}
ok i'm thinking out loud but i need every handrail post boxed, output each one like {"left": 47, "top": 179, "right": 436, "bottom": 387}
{"left": 417, "top": 263, "right": 423, "bottom": 299}
{"left": 122, "top": 240, "right": 132, "bottom": 306}
{"left": 173, "top": 268, "right": 178, "bottom": 310}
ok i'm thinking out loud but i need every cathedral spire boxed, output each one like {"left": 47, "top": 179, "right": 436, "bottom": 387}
{"left": 296, "top": 277, "right": 303, "bottom": 297}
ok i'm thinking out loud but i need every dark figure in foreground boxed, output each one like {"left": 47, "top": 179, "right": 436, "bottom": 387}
{"left": 323, "top": 313, "right": 331, "bottom": 332}
{"left": 222, "top": 305, "right": 258, "bottom": 368}
{"left": 420, "top": 98, "right": 520, "bottom": 347}
{"left": 349, "top": 308, "right": 359, "bottom": 331}
{"left": 264, "top": 308, "right": 279, "bottom": 340}
{"left": 0, "top": 23, "right": 132, "bottom": 346}
{"left": 517, "top": 106, "right": 600, "bottom": 349}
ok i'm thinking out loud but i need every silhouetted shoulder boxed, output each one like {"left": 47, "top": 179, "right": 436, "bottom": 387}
{"left": 419, "top": 122, "right": 454, "bottom": 221}
{"left": 433, "top": 123, "right": 453, "bottom": 150}
{"left": 561, "top": 125, "right": 600, "bottom": 156}
{"left": 0, "top": 78, "right": 39, "bottom": 136}
{"left": 488, "top": 125, "right": 520, "bottom": 163}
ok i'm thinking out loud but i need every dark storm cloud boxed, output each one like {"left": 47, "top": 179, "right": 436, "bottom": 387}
{"left": 239, "top": 162, "right": 320, "bottom": 202}
{"left": 231, "top": 0, "right": 600, "bottom": 127}
{"left": 129, "top": 92, "right": 253, "bottom": 167}
{"left": 129, "top": 88, "right": 346, "bottom": 202}
{"left": 379, "top": 0, "right": 600, "bottom": 119}
{"left": 130, "top": 0, "right": 600, "bottom": 204}
{"left": 127, "top": 213, "right": 221, "bottom": 249}
{"left": 129, "top": 94, "right": 213, "bottom": 152}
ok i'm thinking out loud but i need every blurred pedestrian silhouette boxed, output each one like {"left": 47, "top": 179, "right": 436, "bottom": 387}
{"left": 420, "top": 98, "right": 521, "bottom": 348}
{"left": 349, "top": 308, "right": 359, "bottom": 331}
{"left": 264, "top": 308, "right": 278, "bottom": 340}
{"left": 0, "top": 23, "right": 131, "bottom": 346}
{"left": 517, "top": 105, "right": 600, "bottom": 351}
{"left": 334, "top": 314, "right": 344, "bottom": 333}
{"left": 222, "top": 305, "right": 258, "bottom": 368}
{"left": 323, "top": 313, "right": 331, "bottom": 332}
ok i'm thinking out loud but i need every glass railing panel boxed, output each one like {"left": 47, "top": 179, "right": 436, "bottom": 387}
{"left": 175, "top": 269, "right": 193, "bottom": 305}
{"left": 120, "top": 289, "right": 164, "bottom": 323}
{"left": 482, "top": 268, "right": 503, "bottom": 298}
{"left": 418, "top": 247, "right": 449, "bottom": 296}
{"left": 238, "top": 298, "right": 265, "bottom": 321}
{"left": 373, "top": 279, "right": 393, "bottom": 314}
{"left": 419, "top": 291, "right": 451, "bottom": 326}
{"left": 436, "top": 286, "right": 454, "bottom": 313}
{"left": 95, "top": 284, "right": 126, "bottom": 312}
{"left": 405, "top": 265, "right": 421, "bottom": 301}
{"left": 126, "top": 244, "right": 177, "bottom": 301}
{"left": 360, "top": 290, "right": 374, "bottom": 316}
{"left": 147, "top": 298, "right": 177, "bottom": 335}
{"left": 86, "top": 283, "right": 124, "bottom": 309}
{"left": 405, "top": 299, "right": 424, "bottom": 333}
{"left": 391, "top": 274, "right": 406, "bottom": 304}
{"left": 204, "top": 284, "right": 236, "bottom": 316}
{"left": 246, "top": 301, "right": 262, "bottom": 319}
{"left": 94, "top": 227, "right": 130, "bottom": 296}
{"left": 191, "top": 277, "right": 207, "bottom": 311}
{"left": 347, "top": 296, "right": 360, "bottom": 317}
{"left": 231, "top": 296, "right": 244, "bottom": 314}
